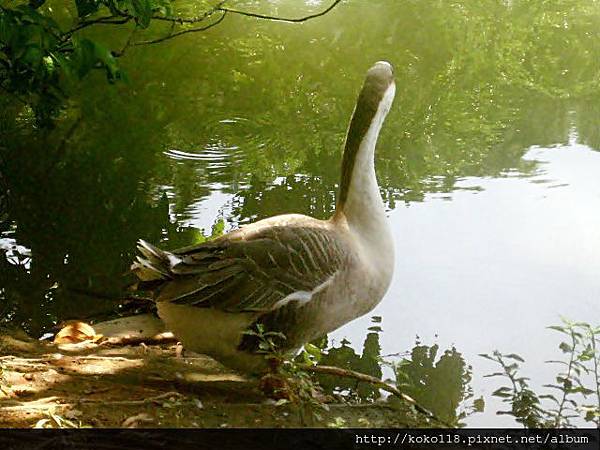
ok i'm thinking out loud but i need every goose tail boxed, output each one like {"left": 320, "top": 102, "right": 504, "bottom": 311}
{"left": 131, "top": 239, "right": 175, "bottom": 283}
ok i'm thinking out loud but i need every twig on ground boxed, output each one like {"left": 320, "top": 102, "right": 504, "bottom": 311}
{"left": 77, "top": 390, "right": 185, "bottom": 406}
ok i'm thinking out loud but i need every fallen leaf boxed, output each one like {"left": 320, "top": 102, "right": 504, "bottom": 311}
{"left": 53, "top": 322, "right": 104, "bottom": 344}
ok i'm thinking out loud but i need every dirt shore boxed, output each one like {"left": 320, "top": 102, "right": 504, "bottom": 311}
{"left": 0, "top": 315, "right": 414, "bottom": 428}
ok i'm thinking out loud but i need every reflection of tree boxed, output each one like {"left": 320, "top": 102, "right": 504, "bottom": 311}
{"left": 391, "top": 343, "right": 473, "bottom": 426}
{"left": 574, "top": 100, "right": 600, "bottom": 150}
{"left": 311, "top": 318, "right": 384, "bottom": 402}
{"left": 0, "top": 119, "right": 202, "bottom": 333}
{"left": 309, "top": 322, "right": 475, "bottom": 424}
{"left": 232, "top": 174, "right": 336, "bottom": 225}
{"left": 179, "top": 0, "right": 600, "bottom": 211}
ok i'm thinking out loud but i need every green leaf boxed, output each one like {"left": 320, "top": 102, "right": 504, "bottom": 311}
{"left": 131, "top": 0, "right": 152, "bottom": 28}
{"left": 304, "top": 343, "right": 322, "bottom": 359}
{"left": 53, "top": 53, "right": 74, "bottom": 84}
{"left": 300, "top": 350, "right": 312, "bottom": 365}
{"left": 492, "top": 387, "right": 512, "bottom": 398}
{"left": 578, "top": 346, "right": 595, "bottom": 361}
{"left": 559, "top": 342, "right": 572, "bottom": 353}
{"left": 210, "top": 219, "right": 225, "bottom": 238}
{"left": 478, "top": 353, "right": 498, "bottom": 362}
{"left": 483, "top": 372, "right": 507, "bottom": 378}
{"left": 547, "top": 325, "right": 568, "bottom": 334}
{"left": 504, "top": 353, "right": 525, "bottom": 362}
{"left": 542, "top": 383, "right": 564, "bottom": 391}
{"left": 72, "top": 37, "right": 96, "bottom": 78}
{"left": 92, "top": 40, "right": 120, "bottom": 79}
{"left": 473, "top": 397, "right": 485, "bottom": 412}
{"left": 539, "top": 394, "right": 559, "bottom": 404}
{"left": 571, "top": 386, "right": 595, "bottom": 395}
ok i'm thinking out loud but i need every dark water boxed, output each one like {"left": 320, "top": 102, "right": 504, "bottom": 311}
{"left": 1, "top": 0, "right": 600, "bottom": 426}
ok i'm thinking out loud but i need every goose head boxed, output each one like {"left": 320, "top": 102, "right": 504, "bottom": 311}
{"left": 335, "top": 61, "right": 395, "bottom": 225}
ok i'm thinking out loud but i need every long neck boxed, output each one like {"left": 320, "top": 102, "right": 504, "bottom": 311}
{"left": 334, "top": 85, "right": 394, "bottom": 227}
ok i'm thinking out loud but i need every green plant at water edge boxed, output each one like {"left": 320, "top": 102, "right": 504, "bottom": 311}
{"left": 244, "top": 323, "right": 330, "bottom": 424}
{"left": 481, "top": 319, "right": 600, "bottom": 427}
{"left": 243, "top": 323, "right": 287, "bottom": 359}
{"left": 480, "top": 351, "right": 548, "bottom": 427}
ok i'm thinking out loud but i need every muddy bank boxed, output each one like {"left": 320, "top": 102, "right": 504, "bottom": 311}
{"left": 0, "top": 315, "right": 418, "bottom": 428}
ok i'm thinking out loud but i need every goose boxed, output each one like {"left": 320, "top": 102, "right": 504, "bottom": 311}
{"left": 132, "top": 61, "right": 396, "bottom": 373}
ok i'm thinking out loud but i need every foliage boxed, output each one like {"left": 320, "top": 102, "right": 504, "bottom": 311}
{"left": 0, "top": 0, "right": 343, "bottom": 126}
{"left": 244, "top": 322, "right": 330, "bottom": 424}
{"left": 243, "top": 322, "right": 287, "bottom": 357}
{"left": 0, "top": 1, "right": 130, "bottom": 124}
{"left": 481, "top": 319, "right": 600, "bottom": 427}
{"left": 480, "top": 351, "right": 548, "bottom": 427}
{"left": 0, "top": 0, "right": 217, "bottom": 124}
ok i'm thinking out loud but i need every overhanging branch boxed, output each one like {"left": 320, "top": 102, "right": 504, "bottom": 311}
{"left": 65, "top": 0, "right": 345, "bottom": 54}
{"left": 219, "top": 0, "right": 344, "bottom": 23}
{"left": 134, "top": 11, "right": 228, "bottom": 47}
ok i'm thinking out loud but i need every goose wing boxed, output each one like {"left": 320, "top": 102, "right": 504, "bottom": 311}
{"left": 132, "top": 220, "right": 348, "bottom": 313}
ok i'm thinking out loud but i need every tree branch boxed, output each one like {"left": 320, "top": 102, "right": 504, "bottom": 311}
{"left": 66, "top": 0, "right": 343, "bottom": 40}
{"left": 218, "top": 0, "right": 344, "bottom": 23}
{"left": 133, "top": 11, "right": 227, "bottom": 47}
{"left": 63, "top": 16, "right": 132, "bottom": 40}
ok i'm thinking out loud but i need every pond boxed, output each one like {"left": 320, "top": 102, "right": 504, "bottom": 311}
{"left": 1, "top": 0, "right": 599, "bottom": 426}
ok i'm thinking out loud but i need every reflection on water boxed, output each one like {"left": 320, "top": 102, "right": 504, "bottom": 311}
{"left": 1, "top": 0, "right": 600, "bottom": 426}
{"left": 306, "top": 316, "right": 477, "bottom": 427}
{"left": 332, "top": 143, "right": 600, "bottom": 426}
